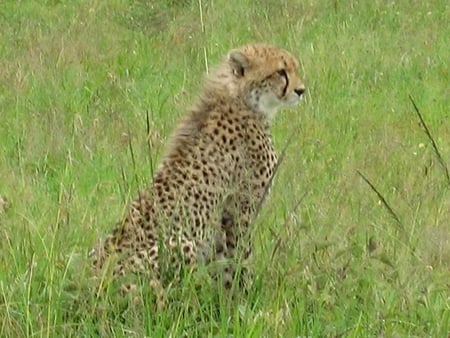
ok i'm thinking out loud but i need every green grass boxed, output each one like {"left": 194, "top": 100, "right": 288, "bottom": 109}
{"left": 1, "top": 0, "right": 449, "bottom": 336}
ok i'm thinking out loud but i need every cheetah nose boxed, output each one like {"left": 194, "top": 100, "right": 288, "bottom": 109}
{"left": 294, "top": 88, "right": 305, "bottom": 97}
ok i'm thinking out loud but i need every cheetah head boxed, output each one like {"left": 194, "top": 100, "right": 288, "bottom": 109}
{"left": 228, "top": 44, "right": 305, "bottom": 121}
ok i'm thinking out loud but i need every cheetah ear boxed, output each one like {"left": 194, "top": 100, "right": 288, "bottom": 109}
{"left": 228, "top": 50, "right": 250, "bottom": 77}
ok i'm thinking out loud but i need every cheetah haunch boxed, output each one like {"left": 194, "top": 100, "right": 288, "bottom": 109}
{"left": 90, "top": 43, "right": 305, "bottom": 296}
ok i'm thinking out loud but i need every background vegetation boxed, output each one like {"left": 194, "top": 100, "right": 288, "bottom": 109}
{"left": 0, "top": 0, "right": 449, "bottom": 336}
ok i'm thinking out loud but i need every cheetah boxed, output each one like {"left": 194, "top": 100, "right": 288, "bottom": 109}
{"left": 90, "top": 43, "right": 305, "bottom": 298}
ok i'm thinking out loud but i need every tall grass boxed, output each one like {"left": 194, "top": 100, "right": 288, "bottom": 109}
{"left": 0, "top": 0, "right": 449, "bottom": 336}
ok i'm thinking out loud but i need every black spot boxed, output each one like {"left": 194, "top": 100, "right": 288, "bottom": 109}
{"left": 216, "top": 241, "right": 224, "bottom": 253}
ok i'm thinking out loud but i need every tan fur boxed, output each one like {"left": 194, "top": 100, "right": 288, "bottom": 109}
{"left": 90, "top": 43, "right": 305, "bottom": 296}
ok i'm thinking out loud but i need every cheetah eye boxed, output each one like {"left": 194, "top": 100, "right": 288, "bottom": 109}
{"left": 276, "top": 69, "right": 289, "bottom": 96}
{"left": 277, "top": 69, "right": 287, "bottom": 78}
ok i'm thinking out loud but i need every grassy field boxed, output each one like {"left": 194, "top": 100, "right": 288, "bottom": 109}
{"left": 0, "top": 0, "right": 449, "bottom": 336}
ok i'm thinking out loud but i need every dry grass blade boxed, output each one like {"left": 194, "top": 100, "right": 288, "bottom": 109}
{"left": 409, "top": 95, "right": 450, "bottom": 185}
{"left": 356, "top": 170, "right": 404, "bottom": 232}
{"left": 0, "top": 195, "right": 9, "bottom": 214}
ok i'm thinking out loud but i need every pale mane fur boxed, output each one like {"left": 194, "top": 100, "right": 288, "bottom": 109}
{"left": 167, "top": 58, "right": 238, "bottom": 154}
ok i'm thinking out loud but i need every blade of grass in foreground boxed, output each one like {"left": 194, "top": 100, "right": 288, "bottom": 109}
{"left": 409, "top": 95, "right": 450, "bottom": 185}
{"left": 356, "top": 170, "right": 404, "bottom": 232}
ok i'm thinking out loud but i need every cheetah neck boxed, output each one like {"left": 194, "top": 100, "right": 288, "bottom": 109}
{"left": 199, "top": 80, "right": 272, "bottom": 126}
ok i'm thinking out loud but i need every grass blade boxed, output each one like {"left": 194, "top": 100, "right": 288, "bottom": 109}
{"left": 269, "top": 190, "right": 309, "bottom": 262}
{"left": 253, "top": 128, "right": 300, "bottom": 219}
{"left": 145, "top": 109, "right": 155, "bottom": 178}
{"left": 409, "top": 95, "right": 450, "bottom": 184}
{"left": 127, "top": 128, "right": 140, "bottom": 189}
{"left": 357, "top": 170, "right": 403, "bottom": 232}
